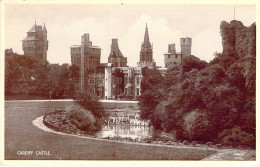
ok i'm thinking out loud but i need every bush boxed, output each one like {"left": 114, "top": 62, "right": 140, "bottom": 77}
{"left": 182, "top": 110, "right": 217, "bottom": 141}
{"left": 217, "top": 126, "right": 255, "bottom": 148}
{"left": 67, "top": 104, "right": 97, "bottom": 132}
{"left": 125, "top": 95, "right": 134, "bottom": 100}
{"left": 76, "top": 94, "right": 107, "bottom": 120}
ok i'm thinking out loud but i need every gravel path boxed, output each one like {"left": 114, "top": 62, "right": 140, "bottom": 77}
{"left": 202, "top": 149, "right": 256, "bottom": 160}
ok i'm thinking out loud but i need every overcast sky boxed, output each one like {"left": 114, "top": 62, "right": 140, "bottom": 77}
{"left": 5, "top": 4, "right": 255, "bottom": 67}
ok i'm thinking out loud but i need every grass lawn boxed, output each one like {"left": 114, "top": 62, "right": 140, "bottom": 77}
{"left": 5, "top": 100, "right": 218, "bottom": 160}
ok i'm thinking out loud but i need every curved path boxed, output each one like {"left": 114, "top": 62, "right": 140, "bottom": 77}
{"left": 4, "top": 100, "right": 255, "bottom": 160}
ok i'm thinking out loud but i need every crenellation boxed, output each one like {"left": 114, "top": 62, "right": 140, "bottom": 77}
{"left": 69, "top": 23, "right": 192, "bottom": 99}
{"left": 164, "top": 37, "right": 192, "bottom": 68}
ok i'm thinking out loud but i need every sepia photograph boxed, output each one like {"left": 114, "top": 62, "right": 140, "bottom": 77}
{"left": 1, "top": 0, "right": 258, "bottom": 165}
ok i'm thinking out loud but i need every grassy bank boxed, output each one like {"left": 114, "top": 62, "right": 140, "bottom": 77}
{"left": 5, "top": 94, "right": 71, "bottom": 100}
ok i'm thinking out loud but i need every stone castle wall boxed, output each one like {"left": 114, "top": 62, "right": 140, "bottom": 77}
{"left": 220, "top": 20, "right": 256, "bottom": 57}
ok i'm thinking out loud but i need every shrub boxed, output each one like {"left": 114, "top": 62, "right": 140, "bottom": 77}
{"left": 217, "top": 126, "right": 255, "bottom": 148}
{"left": 191, "top": 141, "right": 198, "bottom": 146}
{"left": 182, "top": 110, "right": 217, "bottom": 141}
{"left": 182, "top": 140, "right": 189, "bottom": 145}
{"left": 67, "top": 104, "right": 97, "bottom": 133}
{"left": 125, "top": 95, "right": 134, "bottom": 100}
{"left": 206, "top": 142, "right": 213, "bottom": 147}
{"left": 76, "top": 94, "right": 108, "bottom": 120}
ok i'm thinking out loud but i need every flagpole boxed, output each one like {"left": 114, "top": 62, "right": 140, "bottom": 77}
{"left": 234, "top": 5, "right": 236, "bottom": 20}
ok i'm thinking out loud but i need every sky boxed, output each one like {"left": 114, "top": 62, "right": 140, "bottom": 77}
{"left": 4, "top": 3, "right": 256, "bottom": 67}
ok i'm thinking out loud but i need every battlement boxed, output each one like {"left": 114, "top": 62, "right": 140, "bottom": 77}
{"left": 180, "top": 38, "right": 192, "bottom": 46}
{"left": 168, "top": 43, "right": 176, "bottom": 54}
{"left": 81, "top": 34, "right": 92, "bottom": 46}
{"left": 180, "top": 37, "right": 192, "bottom": 57}
{"left": 137, "top": 61, "right": 156, "bottom": 68}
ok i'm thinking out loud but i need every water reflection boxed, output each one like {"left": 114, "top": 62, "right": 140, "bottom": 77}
{"left": 97, "top": 124, "right": 151, "bottom": 139}
{"left": 96, "top": 111, "right": 151, "bottom": 139}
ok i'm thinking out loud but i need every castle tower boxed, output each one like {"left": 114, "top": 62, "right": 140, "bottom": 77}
{"left": 42, "top": 23, "right": 48, "bottom": 61}
{"left": 137, "top": 23, "right": 156, "bottom": 68}
{"left": 180, "top": 37, "right": 192, "bottom": 57}
{"left": 22, "top": 21, "right": 48, "bottom": 61}
{"left": 79, "top": 33, "right": 101, "bottom": 93}
{"left": 168, "top": 43, "right": 176, "bottom": 54}
{"left": 108, "top": 39, "right": 127, "bottom": 67}
{"left": 164, "top": 43, "right": 182, "bottom": 68}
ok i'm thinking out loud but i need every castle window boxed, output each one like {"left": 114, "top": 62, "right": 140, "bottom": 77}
{"left": 168, "top": 55, "right": 170, "bottom": 59}
{"left": 183, "top": 39, "right": 185, "bottom": 42}
{"left": 124, "top": 76, "right": 128, "bottom": 84}
{"left": 175, "top": 55, "right": 178, "bottom": 59}
{"left": 136, "top": 76, "right": 140, "bottom": 85}
{"left": 136, "top": 88, "right": 140, "bottom": 96}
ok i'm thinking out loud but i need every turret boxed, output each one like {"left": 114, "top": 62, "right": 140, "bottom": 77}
{"left": 168, "top": 43, "right": 176, "bottom": 54}
{"left": 109, "top": 39, "right": 124, "bottom": 58}
{"left": 22, "top": 21, "right": 48, "bottom": 61}
{"left": 180, "top": 37, "right": 192, "bottom": 57}
{"left": 108, "top": 39, "right": 127, "bottom": 67}
{"left": 43, "top": 23, "right": 47, "bottom": 32}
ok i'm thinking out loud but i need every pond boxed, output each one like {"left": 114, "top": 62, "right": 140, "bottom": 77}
{"left": 96, "top": 111, "right": 152, "bottom": 139}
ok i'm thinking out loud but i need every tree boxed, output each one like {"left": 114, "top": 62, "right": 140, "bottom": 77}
{"left": 182, "top": 110, "right": 217, "bottom": 141}
{"left": 113, "top": 68, "right": 124, "bottom": 99}
{"left": 68, "top": 65, "right": 80, "bottom": 98}
{"left": 76, "top": 94, "right": 108, "bottom": 131}
{"left": 139, "top": 68, "right": 164, "bottom": 121}
{"left": 5, "top": 49, "right": 79, "bottom": 99}
{"left": 182, "top": 55, "right": 207, "bottom": 72}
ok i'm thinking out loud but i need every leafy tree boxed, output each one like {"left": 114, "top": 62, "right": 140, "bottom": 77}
{"left": 5, "top": 49, "right": 80, "bottom": 99}
{"left": 139, "top": 67, "right": 164, "bottom": 121}
{"left": 182, "top": 55, "right": 207, "bottom": 72}
{"left": 113, "top": 68, "right": 124, "bottom": 99}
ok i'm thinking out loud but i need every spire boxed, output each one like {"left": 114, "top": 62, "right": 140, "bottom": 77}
{"left": 144, "top": 22, "right": 150, "bottom": 44}
{"left": 35, "top": 19, "right": 36, "bottom": 26}
{"left": 43, "top": 22, "right": 47, "bottom": 32}
{"left": 142, "top": 23, "right": 151, "bottom": 49}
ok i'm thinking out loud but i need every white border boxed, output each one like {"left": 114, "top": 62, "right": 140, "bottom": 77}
{"left": 1, "top": 0, "right": 259, "bottom": 166}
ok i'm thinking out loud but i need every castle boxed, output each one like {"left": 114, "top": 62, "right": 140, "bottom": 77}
{"left": 164, "top": 38, "right": 192, "bottom": 68}
{"left": 22, "top": 21, "right": 48, "bottom": 61}
{"left": 71, "top": 24, "right": 192, "bottom": 99}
